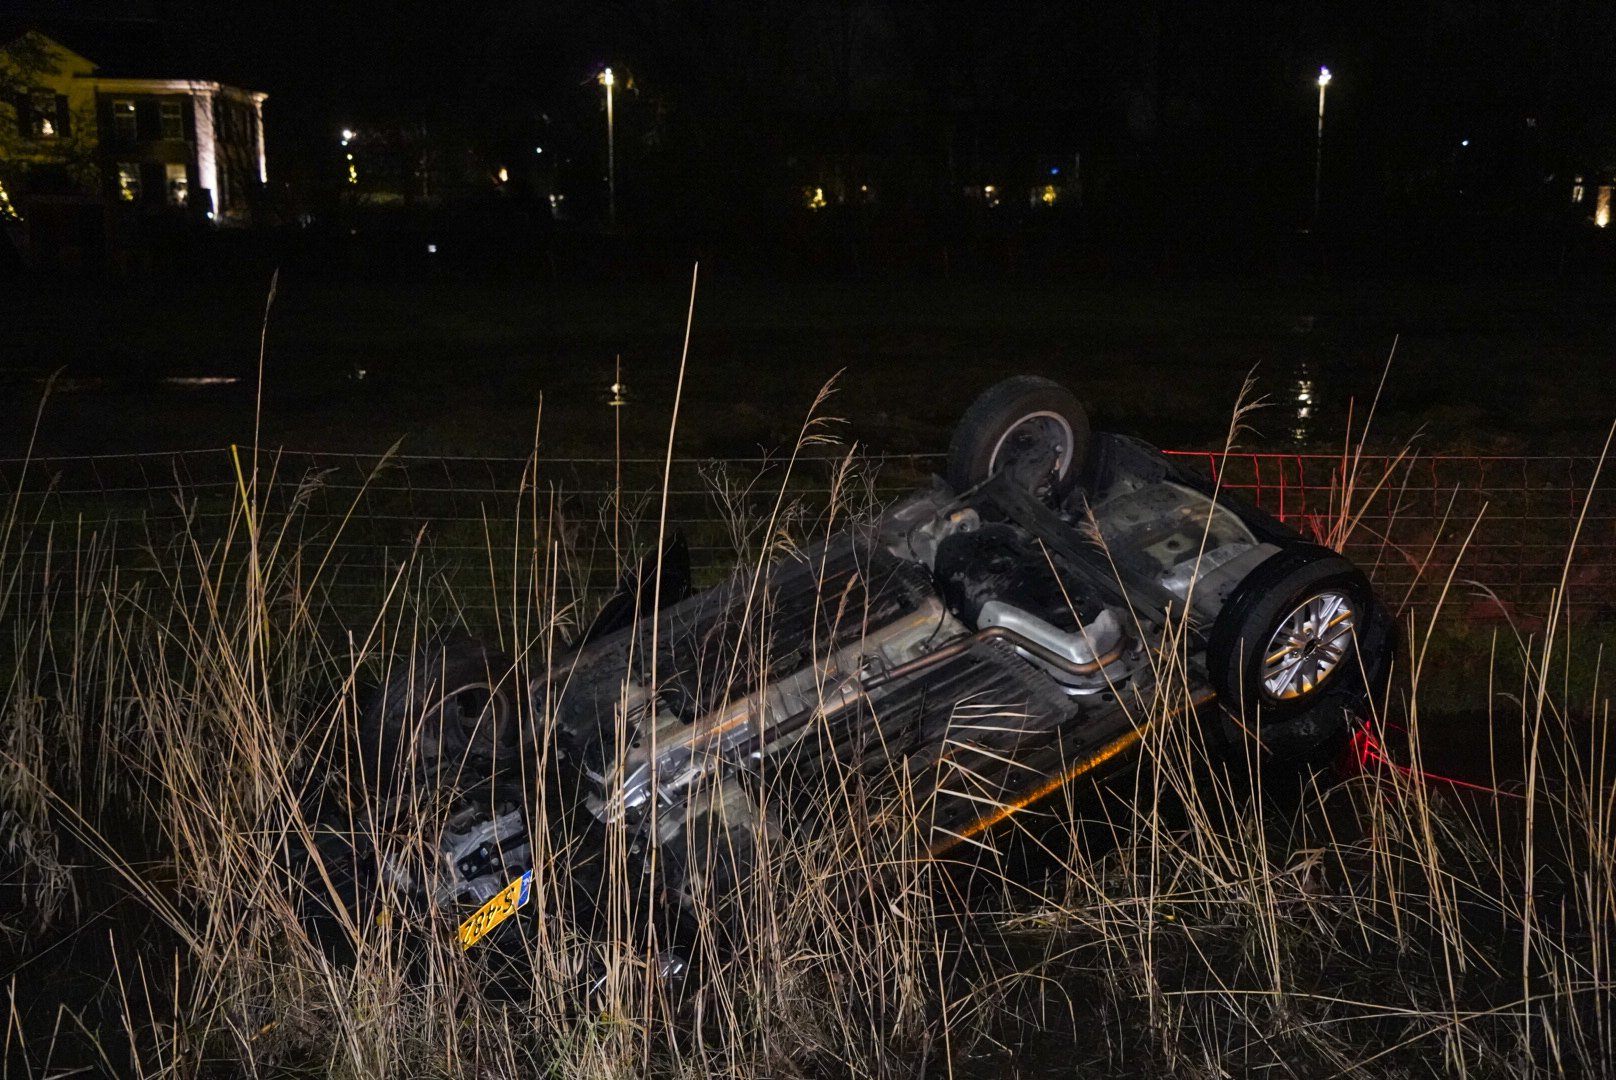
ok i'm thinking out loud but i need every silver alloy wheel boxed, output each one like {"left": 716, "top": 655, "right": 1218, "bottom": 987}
{"left": 1260, "top": 591, "right": 1356, "bottom": 700}
{"left": 987, "top": 411, "right": 1075, "bottom": 494}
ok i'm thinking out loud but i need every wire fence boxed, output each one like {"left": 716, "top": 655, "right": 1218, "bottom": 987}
{"left": 2, "top": 446, "right": 1611, "bottom": 631}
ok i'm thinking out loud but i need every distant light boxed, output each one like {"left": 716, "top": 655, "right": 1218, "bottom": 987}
{"left": 345, "top": 152, "right": 353, "bottom": 160}
{"left": 1598, "top": 186, "right": 1611, "bottom": 228}
{"left": 806, "top": 186, "right": 826, "bottom": 210}
{"left": 534, "top": 146, "right": 543, "bottom": 154}
{"left": 427, "top": 243, "right": 438, "bottom": 254}
{"left": 1460, "top": 139, "right": 1470, "bottom": 147}
{"left": 206, "top": 210, "right": 216, "bottom": 220}
{"left": 599, "top": 67, "right": 615, "bottom": 88}
{"left": 1049, "top": 167, "right": 1060, "bottom": 176}
{"left": 497, "top": 166, "right": 509, "bottom": 183}
{"left": 608, "top": 380, "right": 627, "bottom": 406}
{"left": 1039, "top": 184, "right": 1059, "bottom": 206}
{"left": 1295, "top": 378, "right": 1316, "bottom": 435}
{"left": 341, "top": 128, "right": 355, "bottom": 142}
{"left": 1317, "top": 66, "right": 1332, "bottom": 88}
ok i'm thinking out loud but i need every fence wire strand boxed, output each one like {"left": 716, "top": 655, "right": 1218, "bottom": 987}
{"left": 2, "top": 446, "right": 1609, "bottom": 627}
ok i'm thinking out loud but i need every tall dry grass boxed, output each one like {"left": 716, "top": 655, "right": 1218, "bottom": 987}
{"left": 0, "top": 367, "right": 966, "bottom": 1079}
{"left": 1, "top": 377, "right": 1613, "bottom": 1079}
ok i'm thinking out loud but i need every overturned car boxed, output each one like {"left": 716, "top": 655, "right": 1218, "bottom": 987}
{"left": 324, "top": 376, "right": 1395, "bottom": 959}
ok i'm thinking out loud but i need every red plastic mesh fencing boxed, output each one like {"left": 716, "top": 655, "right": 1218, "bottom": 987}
{"left": 1167, "top": 450, "right": 1616, "bottom": 628}
{"left": 2, "top": 447, "right": 1609, "bottom": 629}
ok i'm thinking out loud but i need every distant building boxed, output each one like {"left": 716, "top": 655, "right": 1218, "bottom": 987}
{"left": 0, "top": 30, "right": 267, "bottom": 267}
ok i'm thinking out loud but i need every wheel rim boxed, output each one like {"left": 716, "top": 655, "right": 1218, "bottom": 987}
{"left": 1260, "top": 590, "right": 1356, "bottom": 701}
{"left": 987, "top": 411, "right": 1075, "bottom": 495}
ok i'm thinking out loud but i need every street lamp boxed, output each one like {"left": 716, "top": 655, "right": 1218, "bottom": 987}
{"left": 1312, "top": 66, "right": 1331, "bottom": 228}
{"left": 598, "top": 67, "right": 616, "bottom": 227}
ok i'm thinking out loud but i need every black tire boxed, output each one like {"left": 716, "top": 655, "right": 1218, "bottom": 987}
{"left": 1206, "top": 546, "right": 1389, "bottom": 762}
{"left": 947, "top": 376, "right": 1090, "bottom": 499}
{"left": 360, "top": 639, "right": 522, "bottom": 791}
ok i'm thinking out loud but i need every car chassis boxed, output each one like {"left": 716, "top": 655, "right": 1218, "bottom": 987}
{"left": 332, "top": 376, "right": 1395, "bottom": 961}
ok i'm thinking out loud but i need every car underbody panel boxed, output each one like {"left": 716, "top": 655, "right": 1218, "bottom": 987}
{"left": 333, "top": 379, "right": 1395, "bottom": 963}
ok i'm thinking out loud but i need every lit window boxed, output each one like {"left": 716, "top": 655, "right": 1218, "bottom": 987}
{"left": 1573, "top": 176, "right": 1585, "bottom": 204}
{"left": 166, "top": 164, "right": 188, "bottom": 206}
{"left": 116, "top": 163, "right": 141, "bottom": 202}
{"left": 30, "top": 91, "right": 58, "bottom": 138}
{"left": 161, "top": 101, "right": 183, "bottom": 140}
{"left": 1598, "top": 186, "right": 1611, "bottom": 229}
{"left": 112, "top": 99, "right": 137, "bottom": 142}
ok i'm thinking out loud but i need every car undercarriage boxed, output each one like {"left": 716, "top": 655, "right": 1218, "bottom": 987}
{"left": 306, "top": 376, "right": 1396, "bottom": 971}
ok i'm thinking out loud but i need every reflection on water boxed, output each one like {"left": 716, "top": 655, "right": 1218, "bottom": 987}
{"left": 27, "top": 375, "right": 243, "bottom": 392}
{"left": 1290, "top": 358, "right": 1316, "bottom": 443}
{"left": 162, "top": 376, "right": 241, "bottom": 387}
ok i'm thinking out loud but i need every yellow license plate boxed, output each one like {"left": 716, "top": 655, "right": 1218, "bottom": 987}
{"left": 456, "top": 868, "right": 534, "bottom": 951}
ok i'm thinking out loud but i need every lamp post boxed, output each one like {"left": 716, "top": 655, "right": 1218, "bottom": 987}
{"left": 598, "top": 67, "right": 616, "bottom": 228}
{"left": 1312, "top": 66, "right": 1331, "bottom": 229}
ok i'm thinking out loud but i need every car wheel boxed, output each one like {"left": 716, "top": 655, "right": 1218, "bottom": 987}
{"left": 360, "top": 639, "right": 522, "bottom": 790}
{"left": 1206, "top": 546, "right": 1387, "bottom": 762}
{"left": 947, "top": 376, "right": 1090, "bottom": 499}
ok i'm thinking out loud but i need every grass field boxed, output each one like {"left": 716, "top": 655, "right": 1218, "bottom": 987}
{"left": 3, "top": 373, "right": 1615, "bottom": 1078}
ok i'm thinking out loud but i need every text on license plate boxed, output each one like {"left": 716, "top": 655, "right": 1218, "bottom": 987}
{"left": 457, "top": 868, "right": 533, "bottom": 951}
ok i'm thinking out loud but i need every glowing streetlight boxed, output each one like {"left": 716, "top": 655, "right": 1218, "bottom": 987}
{"left": 1312, "top": 66, "right": 1331, "bottom": 227}
{"left": 598, "top": 67, "right": 616, "bottom": 227}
